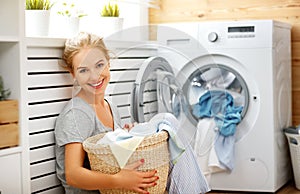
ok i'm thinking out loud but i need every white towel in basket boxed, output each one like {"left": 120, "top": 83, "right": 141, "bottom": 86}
{"left": 96, "top": 113, "right": 185, "bottom": 168}
{"left": 97, "top": 128, "right": 144, "bottom": 168}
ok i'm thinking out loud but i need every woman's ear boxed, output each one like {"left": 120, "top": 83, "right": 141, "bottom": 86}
{"left": 69, "top": 66, "right": 76, "bottom": 77}
{"left": 70, "top": 71, "right": 75, "bottom": 78}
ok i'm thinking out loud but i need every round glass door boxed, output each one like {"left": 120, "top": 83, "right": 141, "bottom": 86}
{"left": 181, "top": 62, "right": 250, "bottom": 140}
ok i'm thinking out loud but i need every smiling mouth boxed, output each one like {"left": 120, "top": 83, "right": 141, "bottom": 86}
{"left": 89, "top": 79, "right": 104, "bottom": 89}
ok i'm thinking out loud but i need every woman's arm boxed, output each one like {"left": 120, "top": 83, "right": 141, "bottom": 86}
{"left": 64, "top": 142, "right": 158, "bottom": 193}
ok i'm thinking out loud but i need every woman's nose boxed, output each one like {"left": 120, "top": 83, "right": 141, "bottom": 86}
{"left": 89, "top": 69, "right": 101, "bottom": 81}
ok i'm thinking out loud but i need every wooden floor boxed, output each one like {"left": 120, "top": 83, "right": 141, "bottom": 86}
{"left": 207, "top": 181, "right": 300, "bottom": 194}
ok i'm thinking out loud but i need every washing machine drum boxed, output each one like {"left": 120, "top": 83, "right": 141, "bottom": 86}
{"left": 131, "top": 56, "right": 186, "bottom": 123}
{"left": 131, "top": 56, "right": 249, "bottom": 139}
{"left": 180, "top": 63, "right": 249, "bottom": 127}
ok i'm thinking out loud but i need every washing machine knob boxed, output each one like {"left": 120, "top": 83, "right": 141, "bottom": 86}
{"left": 208, "top": 32, "right": 218, "bottom": 42}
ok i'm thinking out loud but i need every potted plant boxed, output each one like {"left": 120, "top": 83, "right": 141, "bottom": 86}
{"left": 25, "top": 0, "right": 54, "bottom": 37}
{"left": 100, "top": 1, "right": 124, "bottom": 36}
{"left": 49, "top": 1, "right": 86, "bottom": 37}
{"left": 0, "top": 76, "right": 10, "bottom": 101}
{"left": 79, "top": 1, "right": 124, "bottom": 37}
{"left": 0, "top": 76, "right": 19, "bottom": 149}
{"left": 101, "top": 1, "right": 120, "bottom": 17}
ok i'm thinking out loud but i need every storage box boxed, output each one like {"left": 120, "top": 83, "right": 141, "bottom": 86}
{"left": 0, "top": 100, "right": 19, "bottom": 149}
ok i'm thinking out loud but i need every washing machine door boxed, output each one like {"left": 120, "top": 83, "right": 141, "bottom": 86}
{"left": 131, "top": 56, "right": 185, "bottom": 123}
{"left": 177, "top": 54, "right": 251, "bottom": 141}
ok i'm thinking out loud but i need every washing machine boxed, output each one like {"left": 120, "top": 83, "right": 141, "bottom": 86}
{"left": 130, "top": 20, "right": 292, "bottom": 192}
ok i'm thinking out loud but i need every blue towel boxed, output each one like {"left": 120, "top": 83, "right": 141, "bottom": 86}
{"left": 193, "top": 90, "right": 243, "bottom": 136}
{"left": 193, "top": 90, "right": 243, "bottom": 170}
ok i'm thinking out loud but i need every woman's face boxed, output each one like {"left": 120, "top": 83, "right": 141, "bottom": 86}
{"left": 72, "top": 47, "right": 110, "bottom": 96}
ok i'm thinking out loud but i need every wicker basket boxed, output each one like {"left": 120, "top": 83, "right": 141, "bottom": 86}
{"left": 83, "top": 131, "right": 170, "bottom": 194}
{"left": 285, "top": 132, "right": 300, "bottom": 190}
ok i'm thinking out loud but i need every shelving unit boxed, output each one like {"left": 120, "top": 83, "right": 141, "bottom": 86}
{"left": 1, "top": 1, "right": 156, "bottom": 193}
{"left": 0, "top": 0, "right": 29, "bottom": 193}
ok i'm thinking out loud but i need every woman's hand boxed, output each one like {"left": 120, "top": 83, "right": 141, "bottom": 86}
{"left": 123, "top": 122, "right": 138, "bottom": 131}
{"left": 113, "top": 159, "right": 159, "bottom": 194}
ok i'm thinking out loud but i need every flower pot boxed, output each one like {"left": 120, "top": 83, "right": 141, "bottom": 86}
{"left": 49, "top": 16, "right": 79, "bottom": 38}
{"left": 25, "top": 10, "right": 51, "bottom": 37}
{"left": 79, "top": 16, "right": 124, "bottom": 37}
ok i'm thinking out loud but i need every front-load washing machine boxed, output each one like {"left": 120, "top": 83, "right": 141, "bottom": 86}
{"left": 131, "top": 20, "right": 292, "bottom": 192}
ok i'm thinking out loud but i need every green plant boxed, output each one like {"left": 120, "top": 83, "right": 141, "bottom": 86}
{"left": 0, "top": 76, "right": 11, "bottom": 101}
{"left": 26, "top": 0, "right": 53, "bottom": 10}
{"left": 57, "top": 1, "right": 86, "bottom": 18}
{"left": 101, "top": 1, "right": 120, "bottom": 17}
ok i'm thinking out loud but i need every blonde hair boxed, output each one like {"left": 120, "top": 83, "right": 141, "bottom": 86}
{"left": 61, "top": 32, "right": 110, "bottom": 73}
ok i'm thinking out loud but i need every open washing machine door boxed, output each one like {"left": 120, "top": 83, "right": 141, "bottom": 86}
{"left": 131, "top": 56, "right": 186, "bottom": 123}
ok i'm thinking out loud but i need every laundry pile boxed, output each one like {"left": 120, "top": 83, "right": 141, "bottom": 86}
{"left": 97, "top": 112, "right": 210, "bottom": 194}
{"left": 96, "top": 113, "right": 185, "bottom": 168}
{"left": 193, "top": 90, "right": 243, "bottom": 175}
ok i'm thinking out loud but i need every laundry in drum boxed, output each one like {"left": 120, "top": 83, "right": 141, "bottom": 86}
{"left": 200, "top": 68, "right": 236, "bottom": 89}
{"left": 199, "top": 67, "right": 239, "bottom": 90}
{"left": 192, "top": 90, "right": 243, "bottom": 137}
{"left": 192, "top": 90, "right": 244, "bottom": 171}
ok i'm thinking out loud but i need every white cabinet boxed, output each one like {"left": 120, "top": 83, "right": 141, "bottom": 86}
{"left": 0, "top": 153, "right": 22, "bottom": 194}
{"left": 0, "top": 0, "right": 29, "bottom": 193}
{"left": 0, "top": 0, "right": 23, "bottom": 102}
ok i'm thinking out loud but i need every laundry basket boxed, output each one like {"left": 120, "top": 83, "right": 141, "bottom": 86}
{"left": 83, "top": 131, "right": 170, "bottom": 194}
{"left": 285, "top": 128, "right": 300, "bottom": 190}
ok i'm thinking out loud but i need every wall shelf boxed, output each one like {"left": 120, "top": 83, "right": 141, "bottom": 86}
{"left": 0, "top": 146, "right": 22, "bottom": 157}
{"left": 0, "top": 36, "right": 20, "bottom": 42}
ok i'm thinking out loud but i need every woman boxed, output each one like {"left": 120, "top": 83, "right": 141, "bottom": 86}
{"left": 54, "top": 32, "right": 158, "bottom": 194}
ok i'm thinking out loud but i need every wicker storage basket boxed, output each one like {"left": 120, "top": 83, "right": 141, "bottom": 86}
{"left": 285, "top": 132, "right": 300, "bottom": 190}
{"left": 83, "top": 131, "right": 170, "bottom": 194}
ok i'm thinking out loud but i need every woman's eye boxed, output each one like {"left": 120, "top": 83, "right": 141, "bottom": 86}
{"left": 96, "top": 63, "right": 104, "bottom": 68}
{"left": 79, "top": 69, "right": 87, "bottom": 73}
